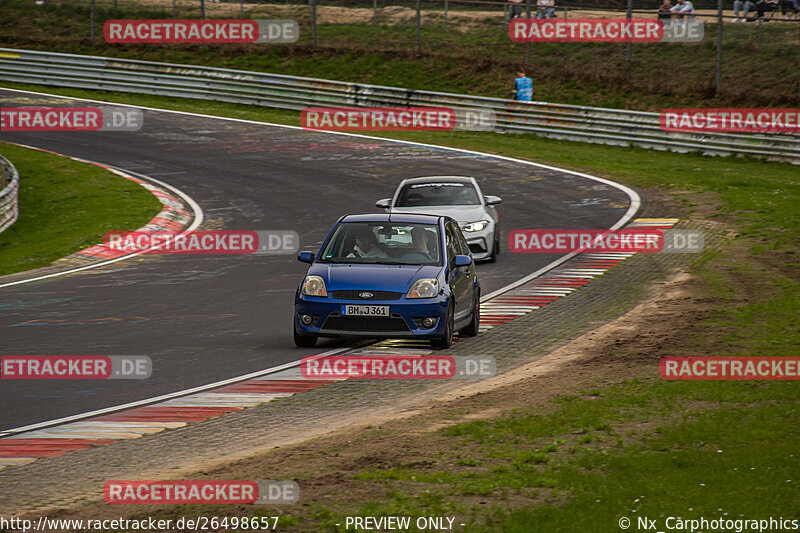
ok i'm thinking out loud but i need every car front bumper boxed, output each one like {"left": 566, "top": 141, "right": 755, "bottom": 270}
{"left": 295, "top": 294, "right": 450, "bottom": 339}
{"left": 462, "top": 224, "right": 496, "bottom": 261}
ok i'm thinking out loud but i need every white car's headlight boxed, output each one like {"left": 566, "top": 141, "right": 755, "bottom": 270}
{"left": 301, "top": 276, "right": 327, "bottom": 297}
{"left": 407, "top": 278, "right": 439, "bottom": 299}
{"left": 463, "top": 220, "right": 489, "bottom": 232}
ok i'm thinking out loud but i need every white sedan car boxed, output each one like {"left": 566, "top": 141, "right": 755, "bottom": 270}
{"left": 376, "top": 176, "right": 502, "bottom": 262}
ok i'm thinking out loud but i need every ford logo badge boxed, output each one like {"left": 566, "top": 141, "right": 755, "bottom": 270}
{"left": 359, "top": 292, "right": 374, "bottom": 298}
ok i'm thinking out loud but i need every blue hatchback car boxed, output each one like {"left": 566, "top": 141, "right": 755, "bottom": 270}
{"left": 294, "top": 213, "right": 481, "bottom": 349}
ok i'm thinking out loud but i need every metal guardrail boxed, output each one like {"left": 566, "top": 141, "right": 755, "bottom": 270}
{"left": 0, "top": 154, "right": 20, "bottom": 234}
{"left": 1, "top": 47, "right": 799, "bottom": 163}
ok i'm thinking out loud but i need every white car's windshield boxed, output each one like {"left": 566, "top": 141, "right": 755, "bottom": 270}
{"left": 395, "top": 182, "right": 480, "bottom": 207}
{"left": 318, "top": 222, "right": 442, "bottom": 265}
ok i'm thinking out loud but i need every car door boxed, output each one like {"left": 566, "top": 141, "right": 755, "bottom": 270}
{"left": 455, "top": 224, "right": 478, "bottom": 306}
{"left": 446, "top": 222, "right": 470, "bottom": 321}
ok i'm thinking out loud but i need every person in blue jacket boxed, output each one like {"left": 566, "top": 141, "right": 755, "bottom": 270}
{"left": 512, "top": 71, "right": 533, "bottom": 102}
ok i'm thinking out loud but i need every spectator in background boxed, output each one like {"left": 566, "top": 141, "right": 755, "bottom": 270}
{"left": 754, "top": 0, "right": 777, "bottom": 18}
{"left": 733, "top": 0, "right": 755, "bottom": 20}
{"left": 779, "top": 0, "right": 798, "bottom": 17}
{"left": 505, "top": 0, "right": 524, "bottom": 25}
{"left": 537, "top": 0, "right": 557, "bottom": 19}
{"left": 670, "top": 0, "right": 695, "bottom": 19}
{"left": 658, "top": 0, "right": 673, "bottom": 24}
{"left": 512, "top": 70, "right": 533, "bottom": 102}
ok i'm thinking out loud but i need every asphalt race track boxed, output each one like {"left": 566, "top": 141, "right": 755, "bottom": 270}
{"left": 0, "top": 89, "right": 638, "bottom": 431}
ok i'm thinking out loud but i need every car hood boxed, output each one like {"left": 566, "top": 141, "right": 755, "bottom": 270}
{"left": 389, "top": 205, "right": 487, "bottom": 225}
{"left": 307, "top": 264, "right": 443, "bottom": 292}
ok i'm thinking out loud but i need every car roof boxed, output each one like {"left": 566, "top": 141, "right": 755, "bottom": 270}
{"left": 401, "top": 176, "right": 475, "bottom": 185}
{"left": 341, "top": 213, "right": 443, "bottom": 224}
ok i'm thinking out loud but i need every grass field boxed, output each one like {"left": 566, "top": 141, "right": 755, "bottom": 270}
{"left": 7, "top": 83, "right": 797, "bottom": 531}
{"left": 2, "top": 0, "right": 799, "bottom": 110}
{"left": 0, "top": 142, "right": 162, "bottom": 277}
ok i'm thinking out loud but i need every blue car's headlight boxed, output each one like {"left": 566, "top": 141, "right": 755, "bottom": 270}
{"left": 301, "top": 276, "right": 328, "bottom": 297}
{"left": 463, "top": 220, "right": 490, "bottom": 232}
{"left": 407, "top": 278, "right": 439, "bottom": 299}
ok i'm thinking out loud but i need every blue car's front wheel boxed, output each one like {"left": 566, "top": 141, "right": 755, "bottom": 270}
{"left": 459, "top": 292, "right": 481, "bottom": 338}
{"left": 431, "top": 302, "right": 454, "bottom": 350}
{"left": 294, "top": 326, "right": 317, "bottom": 348}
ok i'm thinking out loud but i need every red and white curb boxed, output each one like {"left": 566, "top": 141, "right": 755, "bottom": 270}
{"left": 73, "top": 173, "right": 192, "bottom": 260}
{"left": 0, "top": 368, "right": 341, "bottom": 467}
{"left": 0, "top": 144, "right": 201, "bottom": 291}
{"left": 0, "top": 218, "right": 677, "bottom": 469}
{"left": 0, "top": 144, "right": 192, "bottom": 262}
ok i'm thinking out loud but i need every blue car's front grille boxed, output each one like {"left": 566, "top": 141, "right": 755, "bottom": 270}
{"left": 322, "top": 315, "right": 410, "bottom": 332}
{"left": 330, "top": 290, "right": 403, "bottom": 300}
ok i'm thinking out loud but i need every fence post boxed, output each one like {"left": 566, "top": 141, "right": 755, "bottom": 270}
{"left": 797, "top": 20, "right": 800, "bottom": 94}
{"left": 715, "top": 0, "right": 723, "bottom": 93}
{"left": 415, "top": 0, "right": 421, "bottom": 55}
{"left": 310, "top": 0, "right": 317, "bottom": 49}
{"left": 173, "top": 0, "right": 177, "bottom": 17}
{"left": 525, "top": 0, "right": 531, "bottom": 65}
{"left": 625, "top": 0, "right": 632, "bottom": 83}
{"left": 201, "top": 0, "right": 205, "bottom": 20}
{"left": 113, "top": 0, "right": 117, "bottom": 9}
{"left": 90, "top": 0, "right": 96, "bottom": 42}
{"left": 373, "top": 0, "right": 377, "bottom": 25}
{"left": 241, "top": 0, "right": 244, "bottom": 16}
{"left": 444, "top": 0, "right": 448, "bottom": 31}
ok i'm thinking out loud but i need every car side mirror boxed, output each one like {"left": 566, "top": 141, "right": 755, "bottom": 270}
{"left": 376, "top": 198, "right": 391, "bottom": 209}
{"left": 484, "top": 195, "right": 502, "bottom": 206}
{"left": 297, "top": 251, "right": 315, "bottom": 264}
{"left": 454, "top": 255, "right": 472, "bottom": 268}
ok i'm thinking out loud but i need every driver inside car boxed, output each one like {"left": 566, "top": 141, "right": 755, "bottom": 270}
{"left": 347, "top": 228, "right": 388, "bottom": 259}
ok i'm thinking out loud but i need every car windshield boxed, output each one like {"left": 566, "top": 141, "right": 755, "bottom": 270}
{"left": 318, "top": 222, "right": 442, "bottom": 266}
{"left": 395, "top": 182, "right": 480, "bottom": 207}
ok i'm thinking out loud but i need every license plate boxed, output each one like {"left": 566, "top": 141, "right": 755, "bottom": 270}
{"left": 341, "top": 305, "right": 389, "bottom": 316}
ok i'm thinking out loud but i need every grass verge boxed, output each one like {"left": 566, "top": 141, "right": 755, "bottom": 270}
{"left": 9, "top": 84, "right": 800, "bottom": 530}
{"left": 0, "top": 142, "right": 163, "bottom": 277}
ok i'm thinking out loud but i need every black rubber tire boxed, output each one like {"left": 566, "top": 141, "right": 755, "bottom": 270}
{"left": 294, "top": 327, "right": 317, "bottom": 348}
{"left": 459, "top": 293, "right": 481, "bottom": 337}
{"left": 431, "top": 303, "right": 454, "bottom": 349}
{"left": 487, "top": 234, "right": 499, "bottom": 263}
